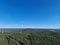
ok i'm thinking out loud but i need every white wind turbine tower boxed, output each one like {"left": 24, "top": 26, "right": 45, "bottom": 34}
{"left": 21, "top": 21, "right": 24, "bottom": 28}
{"left": 19, "top": 21, "right": 24, "bottom": 34}
{"left": 1, "top": 28, "right": 4, "bottom": 34}
{"left": 1, "top": 27, "right": 4, "bottom": 34}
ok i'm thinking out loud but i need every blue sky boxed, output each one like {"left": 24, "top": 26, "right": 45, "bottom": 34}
{"left": 0, "top": 0, "right": 60, "bottom": 28}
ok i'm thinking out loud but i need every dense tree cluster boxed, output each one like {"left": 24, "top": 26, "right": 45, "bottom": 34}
{"left": 6, "top": 30, "right": 60, "bottom": 45}
{"left": 0, "top": 30, "right": 60, "bottom": 45}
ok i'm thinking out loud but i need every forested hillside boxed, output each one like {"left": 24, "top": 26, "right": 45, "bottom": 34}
{"left": 0, "top": 29, "right": 60, "bottom": 45}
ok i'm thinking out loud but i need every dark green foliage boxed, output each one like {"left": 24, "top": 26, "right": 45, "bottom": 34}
{"left": 0, "top": 30, "right": 60, "bottom": 45}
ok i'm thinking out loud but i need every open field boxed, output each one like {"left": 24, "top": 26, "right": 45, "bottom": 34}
{"left": 0, "top": 29, "right": 60, "bottom": 45}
